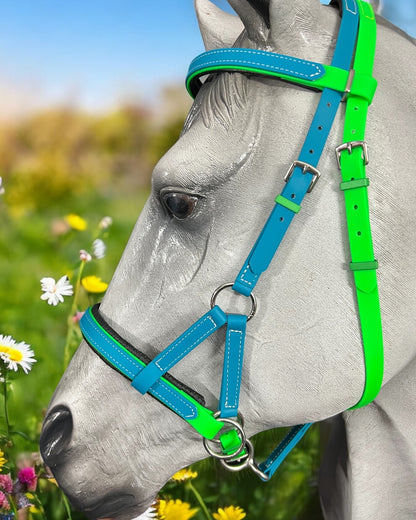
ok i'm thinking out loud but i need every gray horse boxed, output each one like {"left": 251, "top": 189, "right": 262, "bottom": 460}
{"left": 40, "top": 0, "right": 416, "bottom": 519}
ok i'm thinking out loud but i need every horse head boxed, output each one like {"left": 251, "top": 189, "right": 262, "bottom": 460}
{"left": 40, "top": 1, "right": 416, "bottom": 519}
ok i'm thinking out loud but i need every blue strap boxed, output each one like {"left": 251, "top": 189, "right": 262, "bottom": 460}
{"left": 187, "top": 48, "right": 326, "bottom": 96}
{"left": 258, "top": 423, "right": 312, "bottom": 479}
{"left": 219, "top": 314, "right": 247, "bottom": 418}
{"left": 232, "top": 0, "right": 358, "bottom": 296}
{"left": 80, "top": 307, "right": 199, "bottom": 421}
{"left": 233, "top": 89, "right": 343, "bottom": 296}
{"left": 187, "top": 49, "right": 325, "bottom": 80}
{"left": 131, "top": 306, "right": 227, "bottom": 394}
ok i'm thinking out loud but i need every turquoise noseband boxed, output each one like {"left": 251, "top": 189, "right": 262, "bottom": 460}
{"left": 80, "top": 0, "right": 383, "bottom": 481}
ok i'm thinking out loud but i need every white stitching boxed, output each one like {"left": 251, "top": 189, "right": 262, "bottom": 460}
{"left": 224, "top": 329, "right": 244, "bottom": 409}
{"left": 345, "top": 0, "right": 358, "bottom": 15}
{"left": 190, "top": 49, "right": 322, "bottom": 79}
{"left": 190, "top": 54, "right": 322, "bottom": 80}
{"left": 83, "top": 317, "right": 196, "bottom": 418}
{"left": 85, "top": 323, "right": 137, "bottom": 377}
{"left": 155, "top": 315, "right": 217, "bottom": 371}
{"left": 151, "top": 384, "right": 196, "bottom": 419}
{"left": 238, "top": 263, "right": 259, "bottom": 286}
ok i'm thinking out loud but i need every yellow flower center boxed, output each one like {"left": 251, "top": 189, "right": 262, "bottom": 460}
{"left": 0, "top": 345, "right": 24, "bottom": 362}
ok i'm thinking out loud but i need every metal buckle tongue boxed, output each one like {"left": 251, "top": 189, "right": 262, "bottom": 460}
{"left": 203, "top": 412, "right": 270, "bottom": 481}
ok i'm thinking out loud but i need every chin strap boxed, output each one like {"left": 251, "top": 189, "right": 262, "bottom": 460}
{"left": 80, "top": 0, "right": 383, "bottom": 481}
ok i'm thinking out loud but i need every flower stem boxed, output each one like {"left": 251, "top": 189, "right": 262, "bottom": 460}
{"left": 33, "top": 493, "right": 48, "bottom": 520}
{"left": 3, "top": 372, "right": 10, "bottom": 441}
{"left": 9, "top": 494, "right": 17, "bottom": 515}
{"left": 186, "top": 481, "right": 211, "bottom": 520}
{"left": 61, "top": 490, "right": 73, "bottom": 520}
{"left": 63, "top": 261, "right": 86, "bottom": 369}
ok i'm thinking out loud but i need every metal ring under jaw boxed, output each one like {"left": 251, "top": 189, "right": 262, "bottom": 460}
{"left": 203, "top": 414, "right": 247, "bottom": 460}
{"left": 203, "top": 413, "right": 270, "bottom": 481}
{"left": 210, "top": 283, "right": 257, "bottom": 321}
{"left": 220, "top": 439, "right": 270, "bottom": 481}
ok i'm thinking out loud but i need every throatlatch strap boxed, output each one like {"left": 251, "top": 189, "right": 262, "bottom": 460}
{"left": 337, "top": 0, "right": 383, "bottom": 408}
{"left": 258, "top": 423, "right": 312, "bottom": 480}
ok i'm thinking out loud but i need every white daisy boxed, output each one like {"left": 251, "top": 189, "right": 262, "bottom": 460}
{"left": 99, "top": 216, "right": 113, "bottom": 229}
{"left": 92, "top": 238, "right": 106, "bottom": 259}
{"left": 0, "top": 335, "right": 36, "bottom": 374}
{"left": 131, "top": 505, "right": 157, "bottom": 520}
{"left": 0, "top": 177, "right": 5, "bottom": 195}
{"left": 40, "top": 275, "right": 73, "bottom": 306}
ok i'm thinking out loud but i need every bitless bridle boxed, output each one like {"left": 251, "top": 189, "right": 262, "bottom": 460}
{"left": 80, "top": 0, "right": 383, "bottom": 481}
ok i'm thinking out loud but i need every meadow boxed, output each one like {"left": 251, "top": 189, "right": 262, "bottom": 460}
{"left": 0, "top": 102, "right": 321, "bottom": 520}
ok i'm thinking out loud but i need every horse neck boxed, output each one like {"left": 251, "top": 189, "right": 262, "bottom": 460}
{"left": 320, "top": 354, "right": 416, "bottom": 520}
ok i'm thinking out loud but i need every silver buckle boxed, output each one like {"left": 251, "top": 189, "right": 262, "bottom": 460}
{"left": 341, "top": 69, "right": 355, "bottom": 102}
{"left": 335, "top": 141, "right": 369, "bottom": 170}
{"left": 284, "top": 161, "right": 321, "bottom": 193}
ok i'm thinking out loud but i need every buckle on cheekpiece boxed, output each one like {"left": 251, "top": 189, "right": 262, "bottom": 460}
{"left": 335, "top": 140, "right": 369, "bottom": 169}
{"left": 284, "top": 161, "right": 321, "bottom": 193}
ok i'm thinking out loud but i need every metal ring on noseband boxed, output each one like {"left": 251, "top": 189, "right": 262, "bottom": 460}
{"left": 210, "top": 283, "right": 257, "bottom": 321}
{"left": 203, "top": 412, "right": 246, "bottom": 460}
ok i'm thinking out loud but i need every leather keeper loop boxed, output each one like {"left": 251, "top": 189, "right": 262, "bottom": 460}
{"left": 348, "top": 72, "right": 377, "bottom": 104}
{"left": 340, "top": 178, "right": 370, "bottom": 191}
{"left": 275, "top": 194, "right": 301, "bottom": 214}
{"left": 349, "top": 260, "right": 379, "bottom": 271}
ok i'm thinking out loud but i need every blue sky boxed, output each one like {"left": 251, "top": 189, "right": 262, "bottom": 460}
{"left": 0, "top": 0, "right": 414, "bottom": 118}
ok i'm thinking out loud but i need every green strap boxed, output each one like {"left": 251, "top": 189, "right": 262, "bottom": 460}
{"left": 186, "top": 62, "right": 377, "bottom": 104}
{"left": 338, "top": 0, "right": 384, "bottom": 409}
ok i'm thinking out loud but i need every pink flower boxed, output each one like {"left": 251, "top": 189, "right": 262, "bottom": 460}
{"left": 0, "top": 490, "right": 10, "bottom": 510}
{"left": 0, "top": 475, "right": 12, "bottom": 494}
{"left": 72, "top": 311, "right": 85, "bottom": 324}
{"left": 17, "top": 467, "right": 37, "bottom": 492}
{"left": 79, "top": 249, "right": 92, "bottom": 262}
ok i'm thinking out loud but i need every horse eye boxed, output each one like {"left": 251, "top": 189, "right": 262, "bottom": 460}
{"left": 161, "top": 191, "right": 199, "bottom": 220}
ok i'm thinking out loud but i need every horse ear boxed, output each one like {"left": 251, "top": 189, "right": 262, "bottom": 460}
{"left": 268, "top": 0, "right": 321, "bottom": 54}
{"left": 195, "top": 0, "right": 244, "bottom": 50}
{"left": 227, "top": 0, "right": 270, "bottom": 44}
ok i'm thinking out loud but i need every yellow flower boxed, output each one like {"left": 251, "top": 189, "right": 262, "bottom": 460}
{"left": 81, "top": 275, "right": 109, "bottom": 293}
{"left": 213, "top": 506, "right": 246, "bottom": 520}
{"left": 171, "top": 468, "right": 198, "bottom": 482}
{"left": 157, "top": 499, "right": 198, "bottom": 520}
{"left": 65, "top": 213, "right": 87, "bottom": 231}
{"left": 0, "top": 450, "right": 7, "bottom": 471}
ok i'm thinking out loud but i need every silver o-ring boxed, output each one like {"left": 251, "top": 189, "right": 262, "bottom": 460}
{"left": 203, "top": 414, "right": 246, "bottom": 460}
{"left": 210, "top": 283, "right": 257, "bottom": 321}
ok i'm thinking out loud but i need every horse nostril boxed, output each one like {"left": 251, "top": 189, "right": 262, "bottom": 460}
{"left": 40, "top": 405, "right": 73, "bottom": 467}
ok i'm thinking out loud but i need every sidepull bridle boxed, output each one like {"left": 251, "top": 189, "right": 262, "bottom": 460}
{"left": 80, "top": 0, "right": 383, "bottom": 481}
